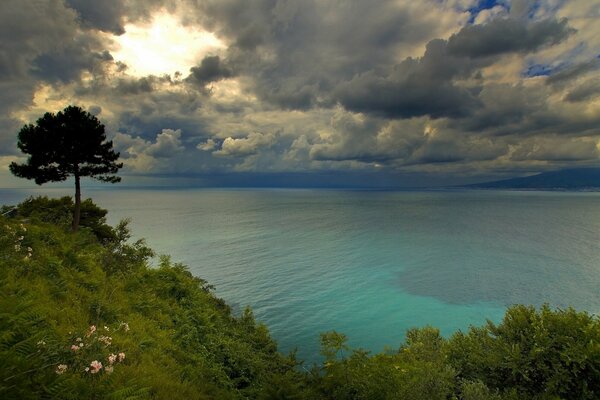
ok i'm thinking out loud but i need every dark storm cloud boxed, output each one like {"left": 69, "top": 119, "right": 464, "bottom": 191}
{"left": 113, "top": 75, "right": 181, "bottom": 96}
{"left": 192, "top": 0, "right": 452, "bottom": 111}
{"left": 32, "top": 48, "right": 113, "bottom": 84}
{"left": 115, "top": 77, "right": 156, "bottom": 95}
{"left": 0, "top": 0, "right": 79, "bottom": 80}
{"left": 64, "top": 0, "right": 169, "bottom": 34}
{"left": 334, "top": 66, "right": 480, "bottom": 119}
{"left": 65, "top": 0, "right": 127, "bottom": 34}
{"left": 455, "top": 83, "right": 545, "bottom": 133}
{"left": 186, "top": 56, "right": 234, "bottom": 88}
{"left": 447, "top": 17, "right": 574, "bottom": 58}
{"left": 334, "top": 39, "right": 483, "bottom": 119}
{"left": 335, "top": 16, "right": 573, "bottom": 119}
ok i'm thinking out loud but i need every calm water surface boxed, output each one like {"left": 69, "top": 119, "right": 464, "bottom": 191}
{"left": 2, "top": 188, "right": 600, "bottom": 363}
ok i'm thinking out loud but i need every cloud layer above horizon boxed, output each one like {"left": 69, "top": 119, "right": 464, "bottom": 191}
{"left": 1, "top": 0, "right": 599, "bottom": 187}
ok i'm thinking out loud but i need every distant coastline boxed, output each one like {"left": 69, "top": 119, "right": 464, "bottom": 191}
{"left": 462, "top": 167, "right": 600, "bottom": 191}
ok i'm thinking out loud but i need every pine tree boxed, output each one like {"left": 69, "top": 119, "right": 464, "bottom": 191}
{"left": 10, "top": 106, "right": 122, "bottom": 231}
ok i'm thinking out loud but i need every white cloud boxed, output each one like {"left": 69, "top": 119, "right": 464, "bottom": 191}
{"left": 197, "top": 138, "right": 216, "bottom": 151}
{"left": 213, "top": 132, "right": 277, "bottom": 157}
{"left": 112, "top": 129, "right": 185, "bottom": 172}
{"left": 147, "top": 129, "right": 184, "bottom": 157}
{"left": 474, "top": 6, "right": 508, "bottom": 24}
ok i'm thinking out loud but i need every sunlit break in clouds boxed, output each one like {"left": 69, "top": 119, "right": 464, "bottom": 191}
{"left": 0, "top": 0, "right": 599, "bottom": 187}
{"left": 111, "top": 13, "right": 225, "bottom": 77}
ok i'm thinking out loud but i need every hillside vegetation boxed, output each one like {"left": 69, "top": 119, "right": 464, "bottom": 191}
{"left": 1, "top": 196, "right": 599, "bottom": 399}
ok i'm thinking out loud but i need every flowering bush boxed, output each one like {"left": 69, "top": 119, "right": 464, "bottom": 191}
{"left": 2, "top": 222, "right": 32, "bottom": 260}
{"left": 51, "top": 323, "right": 129, "bottom": 377}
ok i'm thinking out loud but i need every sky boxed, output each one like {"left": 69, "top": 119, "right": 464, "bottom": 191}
{"left": 0, "top": 0, "right": 599, "bottom": 188}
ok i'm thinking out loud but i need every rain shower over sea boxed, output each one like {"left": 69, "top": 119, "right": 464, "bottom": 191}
{"left": 2, "top": 187, "right": 600, "bottom": 363}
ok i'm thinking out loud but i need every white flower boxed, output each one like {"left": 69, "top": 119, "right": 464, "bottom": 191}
{"left": 118, "top": 352, "right": 126, "bottom": 362}
{"left": 70, "top": 344, "right": 79, "bottom": 352}
{"left": 104, "top": 325, "right": 110, "bottom": 331}
{"left": 37, "top": 340, "right": 46, "bottom": 346}
{"left": 108, "top": 353, "right": 117, "bottom": 365}
{"left": 56, "top": 364, "right": 68, "bottom": 375}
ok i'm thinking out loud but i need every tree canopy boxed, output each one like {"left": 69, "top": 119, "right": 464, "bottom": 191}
{"left": 10, "top": 106, "right": 122, "bottom": 231}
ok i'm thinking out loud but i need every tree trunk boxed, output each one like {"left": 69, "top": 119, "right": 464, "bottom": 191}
{"left": 72, "top": 173, "right": 81, "bottom": 232}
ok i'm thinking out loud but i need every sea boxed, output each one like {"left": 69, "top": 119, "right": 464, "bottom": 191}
{"left": 2, "top": 187, "right": 600, "bottom": 364}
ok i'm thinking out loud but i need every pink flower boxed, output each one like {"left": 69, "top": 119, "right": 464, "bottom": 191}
{"left": 118, "top": 352, "right": 126, "bottom": 362}
{"left": 108, "top": 353, "right": 117, "bottom": 365}
{"left": 55, "top": 364, "right": 67, "bottom": 374}
{"left": 70, "top": 344, "right": 79, "bottom": 352}
{"left": 89, "top": 360, "right": 102, "bottom": 374}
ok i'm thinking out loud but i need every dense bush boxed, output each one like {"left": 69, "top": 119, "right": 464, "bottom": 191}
{"left": 9, "top": 196, "right": 116, "bottom": 242}
{"left": 1, "top": 197, "right": 598, "bottom": 399}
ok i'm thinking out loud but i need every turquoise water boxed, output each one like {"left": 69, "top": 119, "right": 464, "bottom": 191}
{"left": 2, "top": 188, "right": 600, "bottom": 363}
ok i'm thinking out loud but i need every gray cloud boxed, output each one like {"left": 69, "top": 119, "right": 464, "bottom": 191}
{"left": 564, "top": 79, "right": 600, "bottom": 102}
{"left": 546, "top": 59, "right": 600, "bottom": 86}
{"left": 510, "top": 137, "right": 600, "bottom": 162}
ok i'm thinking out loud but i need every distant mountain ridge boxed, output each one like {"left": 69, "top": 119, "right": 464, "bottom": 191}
{"left": 467, "top": 168, "right": 600, "bottom": 189}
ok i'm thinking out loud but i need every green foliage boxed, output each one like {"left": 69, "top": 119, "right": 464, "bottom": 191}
{"left": 2, "top": 197, "right": 599, "bottom": 400}
{"left": 447, "top": 304, "right": 600, "bottom": 399}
